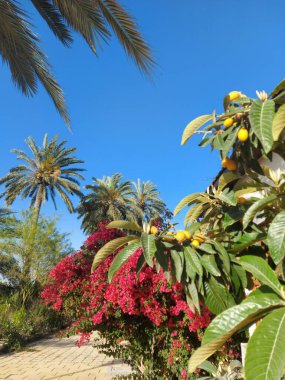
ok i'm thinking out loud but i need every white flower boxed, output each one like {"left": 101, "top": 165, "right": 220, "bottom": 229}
{"left": 256, "top": 90, "right": 268, "bottom": 102}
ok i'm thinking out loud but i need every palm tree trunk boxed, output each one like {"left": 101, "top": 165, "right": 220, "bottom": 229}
{"left": 32, "top": 188, "right": 42, "bottom": 228}
{"left": 21, "top": 188, "right": 43, "bottom": 307}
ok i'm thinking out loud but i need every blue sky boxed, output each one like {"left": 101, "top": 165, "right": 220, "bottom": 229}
{"left": 1, "top": 0, "right": 285, "bottom": 249}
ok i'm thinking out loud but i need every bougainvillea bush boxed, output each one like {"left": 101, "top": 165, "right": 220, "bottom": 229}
{"left": 42, "top": 223, "right": 239, "bottom": 379}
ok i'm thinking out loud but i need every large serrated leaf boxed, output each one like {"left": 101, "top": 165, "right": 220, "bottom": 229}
{"left": 170, "top": 250, "right": 184, "bottom": 282}
{"left": 212, "top": 241, "right": 230, "bottom": 274}
{"left": 181, "top": 114, "right": 213, "bottom": 145}
{"left": 269, "top": 78, "right": 285, "bottom": 99}
{"left": 233, "top": 264, "right": 248, "bottom": 289}
{"left": 217, "top": 188, "right": 237, "bottom": 206}
{"left": 188, "top": 289, "right": 284, "bottom": 373}
{"left": 239, "top": 256, "right": 282, "bottom": 295}
{"left": 204, "top": 287, "right": 284, "bottom": 345}
{"left": 107, "top": 220, "right": 143, "bottom": 232}
{"left": 184, "top": 203, "right": 206, "bottom": 225}
{"left": 198, "top": 360, "right": 218, "bottom": 377}
{"left": 221, "top": 126, "right": 239, "bottom": 158}
{"left": 245, "top": 307, "right": 285, "bottom": 380}
{"left": 204, "top": 277, "right": 235, "bottom": 315}
{"left": 268, "top": 210, "right": 285, "bottom": 265}
{"left": 174, "top": 192, "right": 204, "bottom": 216}
{"left": 156, "top": 242, "right": 170, "bottom": 273}
{"left": 91, "top": 236, "right": 139, "bottom": 271}
{"left": 249, "top": 99, "right": 275, "bottom": 153}
{"left": 242, "top": 194, "right": 277, "bottom": 229}
{"left": 231, "top": 231, "right": 266, "bottom": 252}
{"left": 201, "top": 255, "right": 220, "bottom": 277}
{"left": 141, "top": 232, "right": 156, "bottom": 267}
{"left": 188, "top": 281, "right": 200, "bottom": 314}
{"left": 184, "top": 246, "right": 203, "bottom": 276}
{"left": 218, "top": 172, "right": 241, "bottom": 191}
{"left": 272, "top": 104, "right": 285, "bottom": 141}
{"left": 108, "top": 241, "right": 141, "bottom": 282}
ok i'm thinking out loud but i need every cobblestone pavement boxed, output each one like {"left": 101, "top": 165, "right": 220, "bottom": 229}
{"left": 0, "top": 334, "right": 132, "bottom": 380}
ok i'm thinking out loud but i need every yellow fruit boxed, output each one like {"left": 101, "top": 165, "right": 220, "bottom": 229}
{"left": 192, "top": 239, "right": 200, "bottom": 247}
{"left": 238, "top": 197, "right": 247, "bottom": 204}
{"left": 175, "top": 231, "right": 186, "bottom": 243}
{"left": 222, "top": 157, "right": 229, "bottom": 168}
{"left": 184, "top": 231, "right": 191, "bottom": 240}
{"left": 228, "top": 91, "right": 241, "bottom": 101}
{"left": 226, "top": 159, "right": 237, "bottom": 171}
{"left": 223, "top": 118, "right": 234, "bottom": 128}
{"left": 237, "top": 127, "right": 249, "bottom": 142}
{"left": 150, "top": 226, "right": 158, "bottom": 234}
{"left": 193, "top": 234, "right": 205, "bottom": 243}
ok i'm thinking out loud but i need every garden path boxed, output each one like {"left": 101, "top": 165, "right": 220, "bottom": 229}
{"left": 0, "top": 334, "right": 132, "bottom": 380}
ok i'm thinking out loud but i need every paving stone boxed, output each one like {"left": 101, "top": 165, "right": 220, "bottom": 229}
{"left": 0, "top": 334, "right": 132, "bottom": 380}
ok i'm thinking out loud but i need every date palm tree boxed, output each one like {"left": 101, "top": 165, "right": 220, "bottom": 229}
{"left": 78, "top": 173, "right": 135, "bottom": 233}
{"left": 0, "top": 0, "right": 154, "bottom": 126}
{"left": 0, "top": 134, "right": 84, "bottom": 302}
{"left": 131, "top": 179, "right": 168, "bottom": 223}
{"left": 78, "top": 174, "right": 168, "bottom": 233}
{"left": 0, "top": 134, "right": 85, "bottom": 226}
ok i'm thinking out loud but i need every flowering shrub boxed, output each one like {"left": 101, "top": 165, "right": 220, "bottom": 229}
{"left": 42, "top": 223, "right": 238, "bottom": 379}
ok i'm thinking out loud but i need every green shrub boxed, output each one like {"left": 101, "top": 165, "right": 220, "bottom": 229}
{"left": 0, "top": 297, "right": 64, "bottom": 351}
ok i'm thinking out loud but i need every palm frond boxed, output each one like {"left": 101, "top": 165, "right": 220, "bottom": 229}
{"left": 0, "top": 134, "right": 84, "bottom": 213}
{"left": 52, "top": 0, "right": 110, "bottom": 53}
{"left": 96, "top": 0, "right": 155, "bottom": 76}
{"left": 31, "top": 0, "right": 72, "bottom": 46}
{"left": 0, "top": 0, "right": 69, "bottom": 126}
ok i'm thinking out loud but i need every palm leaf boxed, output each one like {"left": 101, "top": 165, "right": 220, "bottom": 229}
{"left": 31, "top": 0, "right": 72, "bottom": 45}
{"left": 96, "top": 0, "right": 154, "bottom": 76}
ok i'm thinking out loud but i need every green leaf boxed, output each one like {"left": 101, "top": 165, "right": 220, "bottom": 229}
{"left": 201, "top": 255, "right": 221, "bottom": 276}
{"left": 199, "top": 243, "right": 217, "bottom": 255}
{"left": 218, "top": 172, "right": 241, "bottom": 191}
{"left": 156, "top": 242, "right": 169, "bottom": 273}
{"left": 136, "top": 252, "right": 146, "bottom": 279}
{"left": 249, "top": 99, "right": 275, "bottom": 154}
{"left": 269, "top": 78, "right": 285, "bottom": 99}
{"left": 189, "top": 289, "right": 284, "bottom": 373}
{"left": 221, "top": 126, "right": 239, "bottom": 158}
{"left": 231, "top": 231, "right": 266, "bottom": 252}
{"left": 107, "top": 220, "right": 143, "bottom": 232}
{"left": 204, "top": 276, "right": 235, "bottom": 315}
{"left": 184, "top": 246, "right": 203, "bottom": 276}
{"left": 199, "top": 136, "right": 215, "bottom": 147}
{"left": 217, "top": 188, "right": 237, "bottom": 206}
{"left": 212, "top": 241, "right": 230, "bottom": 274}
{"left": 233, "top": 264, "right": 248, "bottom": 289}
{"left": 108, "top": 241, "right": 141, "bottom": 282}
{"left": 268, "top": 210, "right": 285, "bottom": 265}
{"left": 243, "top": 194, "right": 277, "bottom": 229}
{"left": 212, "top": 133, "right": 224, "bottom": 150}
{"left": 245, "top": 307, "right": 285, "bottom": 380}
{"left": 239, "top": 256, "right": 282, "bottom": 295}
{"left": 141, "top": 232, "right": 157, "bottom": 267}
{"left": 244, "top": 286, "right": 282, "bottom": 305}
{"left": 170, "top": 250, "right": 184, "bottom": 282}
{"left": 181, "top": 114, "right": 213, "bottom": 145}
{"left": 91, "top": 235, "right": 138, "bottom": 271}
{"left": 272, "top": 104, "right": 285, "bottom": 141}
{"left": 198, "top": 361, "right": 218, "bottom": 377}
{"left": 204, "top": 287, "right": 284, "bottom": 345}
{"left": 223, "top": 207, "right": 244, "bottom": 229}
{"left": 174, "top": 193, "right": 203, "bottom": 216}
{"left": 188, "top": 281, "right": 200, "bottom": 314}
{"left": 184, "top": 203, "right": 206, "bottom": 225}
